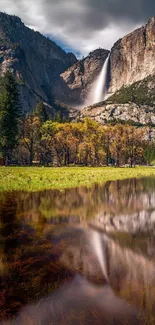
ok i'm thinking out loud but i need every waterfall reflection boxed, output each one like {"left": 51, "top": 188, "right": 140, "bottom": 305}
{"left": 1, "top": 177, "right": 155, "bottom": 323}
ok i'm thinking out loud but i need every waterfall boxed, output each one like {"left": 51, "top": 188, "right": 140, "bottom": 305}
{"left": 92, "top": 54, "right": 110, "bottom": 105}
{"left": 91, "top": 230, "right": 109, "bottom": 282}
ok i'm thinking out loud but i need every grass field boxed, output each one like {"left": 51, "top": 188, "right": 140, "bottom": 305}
{"left": 0, "top": 166, "right": 155, "bottom": 192}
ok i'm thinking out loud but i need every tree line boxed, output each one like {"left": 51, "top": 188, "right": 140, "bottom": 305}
{"left": 0, "top": 72, "right": 155, "bottom": 167}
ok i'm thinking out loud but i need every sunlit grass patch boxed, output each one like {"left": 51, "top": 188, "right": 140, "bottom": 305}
{"left": 0, "top": 166, "right": 155, "bottom": 192}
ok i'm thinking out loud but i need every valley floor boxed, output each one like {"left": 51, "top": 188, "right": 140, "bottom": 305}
{"left": 0, "top": 166, "right": 155, "bottom": 192}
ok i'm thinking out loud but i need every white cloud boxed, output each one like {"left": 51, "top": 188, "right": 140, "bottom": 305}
{"left": 0, "top": 0, "right": 152, "bottom": 57}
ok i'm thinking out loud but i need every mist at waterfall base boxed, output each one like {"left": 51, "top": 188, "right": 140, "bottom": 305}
{"left": 86, "top": 54, "right": 110, "bottom": 107}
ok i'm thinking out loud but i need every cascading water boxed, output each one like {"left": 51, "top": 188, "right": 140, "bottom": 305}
{"left": 92, "top": 54, "right": 110, "bottom": 105}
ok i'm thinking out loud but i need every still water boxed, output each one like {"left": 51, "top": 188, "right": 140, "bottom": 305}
{"left": 1, "top": 177, "right": 155, "bottom": 324}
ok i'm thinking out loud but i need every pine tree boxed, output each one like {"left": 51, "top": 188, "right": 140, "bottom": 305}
{"left": 35, "top": 101, "right": 48, "bottom": 123}
{"left": 0, "top": 71, "right": 21, "bottom": 165}
{"left": 54, "top": 110, "right": 63, "bottom": 123}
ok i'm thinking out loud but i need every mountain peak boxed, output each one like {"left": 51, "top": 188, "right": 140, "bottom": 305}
{"left": 0, "top": 11, "right": 22, "bottom": 21}
{"left": 0, "top": 11, "right": 77, "bottom": 112}
{"left": 88, "top": 48, "right": 109, "bottom": 58}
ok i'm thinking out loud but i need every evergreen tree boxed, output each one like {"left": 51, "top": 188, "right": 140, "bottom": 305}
{"left": 35, "top": 101, "right": 48, "bottom": 123}
{"left": 54, "top": 110, "right": 63, "bottom": 123}
{"left": 0, "top": 71, "right": 21, "bottom": 165}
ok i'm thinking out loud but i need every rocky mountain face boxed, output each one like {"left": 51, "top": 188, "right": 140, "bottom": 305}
{"left": 53, "top": 49, "right": 109, "bottom": 106}
{"left": 58, "top": 16, "right": 155, "bottom": 110}
{"left": 79, "top": 17, "right": 155, "bottom": 125}
{"left": 0, "top": 12, "right": 77, "bottom": 112}
{"left": 80, "top": 101, "right": 155, "bottom": 125}
{"left": 0, "top": 12, "right": 155, "bottom": 123}
{"left": 67, "top": 17, "right": 155, "bottom": 126}
{"left": 108, "top": 17, "right": 155, "bottom": 95}
{"left": 79, "top": 74, "right": 155, "bottom": 125}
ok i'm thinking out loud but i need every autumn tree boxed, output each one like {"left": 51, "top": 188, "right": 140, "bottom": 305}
{"left": 125, "top": 126, "right": 144, "bottom": 167}
{"left": 11, "top": 115, "right": 152, "bottom": 167}
{"left": 19, "top": 114, "right": 41, "bottom": 165}
{"left": 78, "top": 118, "right": 105, "bottom": 166}
{"left": 41, "top": 121, "right": 59, "bottom": 165}
{"left": 100, "top": 125, "right": 112, "bottom": 166}
{"left": 54, "top": 123, "right": 79, "bottom": 166}
{"left": 110, "top": 124, "right": 126, "bottom": 166}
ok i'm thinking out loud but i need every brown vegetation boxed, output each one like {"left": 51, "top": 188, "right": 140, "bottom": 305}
{"left": 13, "top": 117, "right": 153, "bottom": 167}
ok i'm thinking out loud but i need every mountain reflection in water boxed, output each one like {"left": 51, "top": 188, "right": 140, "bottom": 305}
{"left": 0, "top": 177, "right": 155, "bottom": 324}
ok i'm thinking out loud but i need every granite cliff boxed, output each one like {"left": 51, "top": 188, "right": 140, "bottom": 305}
{"left": 0, "top": 12, "right": 155, "bottom": 124}
{"left": 80, "top": 102, "right": 155, "bottom": 126}
{"left": 80, "top": 74, "right": 155, "bottom": 125}
{"left": 53, "top": 49, "right": 110, "bottom": 106}
{"left": 108, "top": 17, "right": 155, "bottom": 95}
{"left": 58, "top": 16, "right": 155, "bottom": 109}
{"left": 0, "top": 12, "right": 77, "bottom": 112}
{"left": 79, "top": 17, "right": 155, "bottom": 124}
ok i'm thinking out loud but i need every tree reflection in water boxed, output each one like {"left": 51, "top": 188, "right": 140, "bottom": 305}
{"left": 0, "top": 177, "right": 155, "bottom": 323}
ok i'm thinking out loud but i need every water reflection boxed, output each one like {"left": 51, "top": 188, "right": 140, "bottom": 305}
{"left": 0, "top": 177, "right": 155, "bottom": 323}
{"left": 1, "top": 276, "right": 144, "bottom": 325}
{"left": 1, "top": 177, "right": 155, "bottom": 226}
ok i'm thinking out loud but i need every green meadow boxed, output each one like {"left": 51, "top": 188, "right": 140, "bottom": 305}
{"left": 0, "top": 166, "right": 155, "bottom": 192}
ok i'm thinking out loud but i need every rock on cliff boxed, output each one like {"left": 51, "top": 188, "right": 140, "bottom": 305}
{"left": 0, "top": 12, "right": 77, "bottom": 112}
{"left": 108, "top": 17, "right": 155, "bottom": 95}
{"left": 80, "top": 74, "right": 155, "bottom": 125}
{"left": 53, "top": 49, "right": 109, "bottom": 106}
{"left": 80, "top": 101, "right": 155, "bottom": 125}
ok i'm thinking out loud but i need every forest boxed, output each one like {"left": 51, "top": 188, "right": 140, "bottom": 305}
{"left": 0, "top": 72, "right": 155, "bottom": 167}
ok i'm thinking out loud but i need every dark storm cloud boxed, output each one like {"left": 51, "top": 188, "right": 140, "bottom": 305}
{"left": 42, "top": 0, "right": 155, "bottom": 32}
{"left": 85, "top": 0, "right": 155, "bottom": 26}
{"left": 0, "top": 0, "right": 155, "bottom": 55}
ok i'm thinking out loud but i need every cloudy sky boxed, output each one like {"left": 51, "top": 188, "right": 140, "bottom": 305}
{"left": 0, "top": 0, "right": 154, "bottom": 57}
